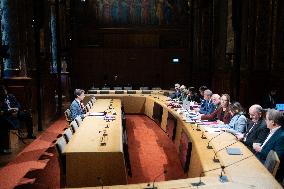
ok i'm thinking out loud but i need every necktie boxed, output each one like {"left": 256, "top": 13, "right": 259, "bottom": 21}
{"left": 244, "top": 123, "right": 256, "bottom": 142}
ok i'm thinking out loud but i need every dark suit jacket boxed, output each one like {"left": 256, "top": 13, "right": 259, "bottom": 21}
{"left": 256, "top": 127, "right": 284, "bottom": 163}
{"left": 243, "top": 119, "right": 269, "bottom": 151}
{"left": 170, "top": 90, "right": 181, "bottom": 99}
{"left": 70, "top": 99, "right": 85, "bottom": 121}
{"left": 256, "top": 127, "right": 284, "bottom": 181}
{"left": 199, "top": 100, "right": 216, "bottom": 115}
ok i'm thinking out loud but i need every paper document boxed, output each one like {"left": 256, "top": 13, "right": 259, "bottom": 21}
{"left": 89, "top": 112, "right": 105, "bottom": 116}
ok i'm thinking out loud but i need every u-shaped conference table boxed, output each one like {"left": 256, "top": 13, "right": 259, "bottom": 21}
{"left": 64, "top": 90, "right": 282, "bottom": 189}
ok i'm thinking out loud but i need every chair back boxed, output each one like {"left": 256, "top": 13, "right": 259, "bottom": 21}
{"left": 114, "top": 87, "right": 122, "bottom": 90}
{"left": 55, "top": 136, "right": 67, "bottom": 174}
{"left": 100, "top": 90, "right": 110, "bottom": 94}
{"left": 75, "top": 116, "right": 83, "bottom": 127}
{"left": 142, "top": 90, "right": 152, "bottom": 94}
{"left": 88, "top": 90, "right": 97, "bottom": 94}
{"left": 91, "top": 96, "right": 96, "bottom": 103}
{"left": 70, "top": 120, "right": 79, "bottom": 133}
{"left": 56, "top": 136, "right": 67, "bottom": 154}
{"left": 64, "top": 109, "right": 72, "bottom": 123}
{"left": 86, "top": 104, "right": 91, "bottom": 112}
{"left": 124, "top": 86, "right": 132, "bottom": 90}
{"left": 140, "top": 87, "right": 149, "bottom": 90}
{"left": 101, "top": 87, "right": 110, "bottom": 90}
{"left": 127, "top": 90, "right": 136, "bottom": 94}
{"left": 152, "top": 87, "right": 162, "bottom": 90}
{"left": 64, "top": 128, "right": 73, "bottom": 143}
{"left": 264, "top": 150, "right": 280, "bottom": 176}
{"left": 115, "top": 90, "right": 124, "bottom": 94}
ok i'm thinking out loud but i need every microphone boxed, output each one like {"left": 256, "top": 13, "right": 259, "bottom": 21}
{"left": 97, "top": 177, "right": 103, "bottom": 189}
{"left": 201, "top": 131, "right": 207, "bottom": 139}
{"left": 144, "top": 170, "right": 167, "bottom": 189}
{"left": 191, "top": 166, "right": 221, "bottom": 186}
{"left": 219, "top": 154, "right": 255, "bottom": 183}
{"left": 191, "top": 154, "right": 254, "bottom": 186}
{"left": 196, "top": 123, "right": 201, "bottom": 131}
{"left": 213, "top": 141, "right": 238, "bottom": 162}
{"left": 207, "top": 131, "right": 226, "bottom": 149}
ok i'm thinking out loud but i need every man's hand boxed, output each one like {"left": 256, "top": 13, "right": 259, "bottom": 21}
{"left": 235, "top": 133, "right": 244, "bottom": 141}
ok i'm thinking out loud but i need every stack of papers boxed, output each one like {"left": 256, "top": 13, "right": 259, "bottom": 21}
{"left": 89, "top": 112, "right": 105, "bottom": 116}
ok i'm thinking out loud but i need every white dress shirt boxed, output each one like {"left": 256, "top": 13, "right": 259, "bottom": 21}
{"left": 261, "top": 126, "right": 281, "bottom": 147}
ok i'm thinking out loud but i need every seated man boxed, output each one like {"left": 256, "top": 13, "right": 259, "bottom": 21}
{"left": 254, "top": 109, "right": 284, "bottom": 182}
{"left": 169, "top": 83, "right": 181, "bottom": 99}
{"left": 236, "top": 104, "right": 269, "bottom": 152}
{"left": 196, "top": 89, "right": 215, "bottom": 115}
{"left": 178, "top": 85, "right": 187, "bottom": 102}
{"left": 70, "top": 89, "right": 90, "bottom": 121}
{"left": 0, "top": 85, "right": 36, "bottom": 139}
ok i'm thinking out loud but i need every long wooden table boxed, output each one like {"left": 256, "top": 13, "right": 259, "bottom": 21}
{"left": 64, "top": 99, "right": 127, "bottom": 188}
{"left": 75, "top": 92, "right": 282, "bottom": 189}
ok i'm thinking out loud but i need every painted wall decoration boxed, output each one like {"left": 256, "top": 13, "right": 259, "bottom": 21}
{"left": 91, "top": 0, "right": 188, "bottom": 26}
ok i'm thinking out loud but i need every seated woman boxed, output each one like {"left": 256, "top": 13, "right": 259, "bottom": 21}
{"left": 200, "top": 94, "right": 231, "bottom": 124}
{"left": 223, "top": 102, "right": 247, "bottom": 134}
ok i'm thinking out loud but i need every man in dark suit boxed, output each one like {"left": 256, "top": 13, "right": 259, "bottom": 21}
{"left": 254, "top": 109, "right": 284, "bottom": 181}
{"left": 70, "top": 89, "right": 90, "bottom": 121}
{"left": 196, "top": 89, "right": 215, "bottom": 115}
{"left": 169, "top": 83, "right": 181, "bottom": 99}
{"left": 236, "top": 104, "right": 269, "bottom": 152}
{"left": 0, "top": 85, "right": 36, "bottom": 140}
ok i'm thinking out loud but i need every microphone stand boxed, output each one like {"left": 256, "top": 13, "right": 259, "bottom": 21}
{"left": 97, "top": 177, "right": 103, "bottom": 189}
{"left": 191, "top": 166, "right": 221, "bottom": 186}
{"left": 207, "top": 131, "right": 225, "bottom": 149}
{"left": 213, "top": 141, "right": 238, "bottom": 163}
{"left": 201, "top": 131, "right": 207, "bottom": 139}
{"left": 144, "top": 170, "right": 167, "bottom": 189}
{"left": 191, "top": 154, "right": 254, "bottom": 186}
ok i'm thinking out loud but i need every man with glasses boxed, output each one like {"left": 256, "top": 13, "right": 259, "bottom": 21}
{"left": 236, "top": 104, "right": 269, "bottom": 152}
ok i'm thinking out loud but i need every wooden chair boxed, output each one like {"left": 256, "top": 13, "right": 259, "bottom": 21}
{"left": 55, "top": 136, "right": 67, "bottom": 176}
{"left": 64, "top": 128, "right": 73, "bottom": 143}
{"left": 127, "top": 90, "right": 136, "bottom": 94}
{"left": 85, "top": 104, "right": 91, "bottom": 112}
{"left": 91, "top": 96, "right": 96, "bottom": 104}
{"left": 88, "top": 90, "right": 97, "bottom": 94}
{"left": 264, "top": 150, "right": 280, "bottom": 177}
{"left": 152, "top": 87, "right": 162, "bottom": 90}
{"left": 100, "top": 90, "right": 110, "bottom": 94}
{"left": 64, "top": 109, "right": 72, "bottom": 124}
{"left": 70, "top": 120, "right": 79, "bottom": 133}
{"left": 113, "top": 87, "right": 122, "bottom": 90}
{"left": 115, "top": 90, "right": 124, "bottom": 94}
{"left": 142, "top": 90, "right": 152, "bottom": 94}
{"left": 124, "top": 86, "right": 132, "bottom": 90}
{"left": 101, "top": 87, "right": 110, "bottom": 90}
{"left": 75, "top": 116, "right": 83, "bottom": 127}
{"left": 140, "top": 87, "right": 149, "bottom": 90}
